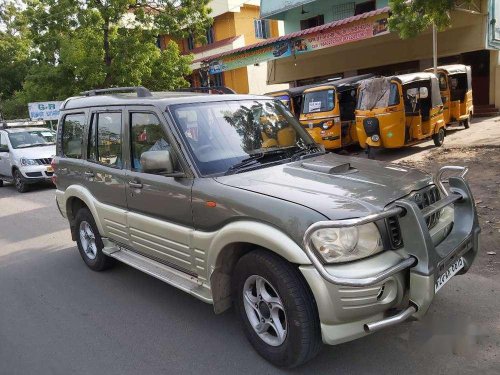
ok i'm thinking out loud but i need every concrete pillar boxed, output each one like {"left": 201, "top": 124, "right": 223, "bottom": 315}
{"left": 491, "top": 50, "right": 500, "bottom": 107}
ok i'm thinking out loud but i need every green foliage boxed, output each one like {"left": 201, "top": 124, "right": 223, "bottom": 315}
{"left": 388, "top": 0, "right": 470, "bottom": 39}
{"left": 0, "top": 0, "right": 211, "bottom": 119}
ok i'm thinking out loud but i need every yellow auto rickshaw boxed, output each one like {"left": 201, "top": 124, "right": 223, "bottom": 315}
{"left": 355, "top": 73, "right": 446, "bottom": 154}
{"left": 265, "top": 85, "right": 315, "bottom": 119}
{"left": 299, "top": 75, "right": 372, "bottom": 150}
{"left": 425, "top": 64, "right": 473, "bottom": 128}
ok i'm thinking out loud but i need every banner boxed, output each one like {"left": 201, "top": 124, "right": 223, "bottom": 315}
{"left": 208, "top": 13, "right": 389, "bottom": 74}
{"left": 28, "top": 101, "right": 63, "bottom": 121}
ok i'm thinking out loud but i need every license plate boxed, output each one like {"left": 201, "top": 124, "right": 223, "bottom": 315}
{"left": 47, "top": 166, "right": 54, "bottom": 172}
{"left": 435, "top": 257, "right": 465, "bottom": 293}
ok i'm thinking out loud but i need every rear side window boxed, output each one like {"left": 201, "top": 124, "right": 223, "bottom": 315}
{"left": 62, "top": 113, "right": 86, "bottom": 159}
{"left": 93, "top": 112, "right": 122, "bottom": 168}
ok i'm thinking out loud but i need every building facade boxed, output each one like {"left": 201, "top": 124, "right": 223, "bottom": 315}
{"left": 203, "top": 0, "right": 500, "bottom": 108}
{"left": 159, "top": 0, "right": 288, "bottom": 94}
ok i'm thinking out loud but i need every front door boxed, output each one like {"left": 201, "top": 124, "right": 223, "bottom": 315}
{"left": 0, "top": 131, "right": 11, "bottom": 177}
{"left": 84, "top": 109, "right": 129, "bottom": 245}
{"left": 124, "top": 108, "right": 195, "bottom": 274}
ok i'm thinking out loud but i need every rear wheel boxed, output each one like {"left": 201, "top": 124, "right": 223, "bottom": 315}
{"left": 13, "top": 170, "right": 29, "bottom": 193}
{"left": 433, "top": 127, "right": 445, "bottom": 147}
{"left": 75, "top": 208, "right": 115, "bottom": 271}
{"left": 234, "top": 250, "right": 322, "bottom": 368}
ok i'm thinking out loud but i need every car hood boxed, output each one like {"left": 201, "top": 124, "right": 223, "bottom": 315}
{"left": 12, "top": 145, "right": 56, "bottom": 160}
{"left": 215, "top": 153, "right": 432, "bottom": 220}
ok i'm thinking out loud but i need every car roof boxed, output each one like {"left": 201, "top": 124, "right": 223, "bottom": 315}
{"left": 61, "top": 92, "right": 271, "bottom": 111}
{"left": 392, "top": 72, "right": 437, "bottom": 85}
{"left": 4, "top": 127, "right": 53, "bottom": 133}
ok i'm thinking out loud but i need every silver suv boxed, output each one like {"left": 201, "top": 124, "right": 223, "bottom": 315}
{"left": 0, "top": 123, "right": 56, "bottom": 192}
{"left": 53, "top": 87, "right": 480, "bottom": 368}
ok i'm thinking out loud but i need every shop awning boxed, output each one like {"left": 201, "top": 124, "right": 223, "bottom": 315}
{"left": 203, "top": 7, "right": 391, "bottom": 74}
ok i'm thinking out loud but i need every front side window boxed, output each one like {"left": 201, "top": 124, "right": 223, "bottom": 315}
{"left": 94, "top": 112, "right": 122, "bottom": 168}
{"left": 130, "top": 113, "right": 176, "bottom": 173}
{"left": 170, "top": 100, "right": 316, "bottom": 176}
{"left": 302, "top": 89, "right": 335, "bottom": 114}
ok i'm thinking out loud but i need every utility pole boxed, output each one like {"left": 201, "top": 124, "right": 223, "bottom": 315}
{"left": 433, "top": 23, "right": 438, "bottom": 74}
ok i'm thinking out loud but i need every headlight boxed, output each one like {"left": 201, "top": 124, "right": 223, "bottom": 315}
{"left": 20, "top": 158, "right": 38, "bottom": 166}
{"left": 322, "top": 121, "right": 333, "bottom": 130}
{"left": 310, "top": 223, "right": 383, "bottom": 263}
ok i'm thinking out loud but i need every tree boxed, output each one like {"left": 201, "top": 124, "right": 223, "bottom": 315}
{"left": 21, "top": 0, "right": 211, "bottom": 101}
{"left": 388, "top": 0, "right": 476, "bottom": 39}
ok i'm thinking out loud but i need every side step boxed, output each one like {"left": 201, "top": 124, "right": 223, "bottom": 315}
{"left": 102, "top": 242, "right": 212, "bottom": 304}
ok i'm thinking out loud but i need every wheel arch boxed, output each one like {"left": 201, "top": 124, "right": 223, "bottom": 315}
{"left": 205, "top": 221, "right": 311, "bottom": 314}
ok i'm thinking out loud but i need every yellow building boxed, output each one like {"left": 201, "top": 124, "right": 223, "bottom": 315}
{"left": 159, "top": 0, "right": 288, "bottom": 94}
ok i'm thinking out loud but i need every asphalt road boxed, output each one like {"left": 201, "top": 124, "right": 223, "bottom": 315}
{"left": 0, "top": 167, "right": 499, "bottom": 373}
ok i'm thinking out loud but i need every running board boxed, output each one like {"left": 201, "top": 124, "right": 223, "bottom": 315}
{"left": 102, "top": 242, "right": 212, "bottom": 304}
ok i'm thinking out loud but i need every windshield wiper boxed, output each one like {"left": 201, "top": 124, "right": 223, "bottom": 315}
{"left": 224, "top": 149, "right": 289, "bottom": 175}
{"left": 290, "top": 143, "right": 323, "bottom": 161}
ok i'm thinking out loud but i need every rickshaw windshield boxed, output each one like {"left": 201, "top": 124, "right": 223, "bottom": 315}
{"left": 302, "top": 89, "right": 335, "bottom": 114}
{"left": 357, "top": 79, "right": 400, "bottom": 110}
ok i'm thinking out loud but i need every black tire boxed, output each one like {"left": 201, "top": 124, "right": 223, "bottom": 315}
{"left": 463, "top": 115, "right": 470, "bottom": 129}
{"left": 13, "top": 169, "right": 29, "bottom": 193}
{"left": 433, "top": 127, "right": 445, "bottom": 147}
{"left": 75, "top": 208, "right": 115, "bottom": 271}
{"left": 234, "top": 250, "right": 322, "bottom": 368}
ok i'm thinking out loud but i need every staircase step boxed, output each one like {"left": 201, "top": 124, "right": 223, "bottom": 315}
{"left": 475, "top": 104, "right": 496, "bottom": 109}
{"left": 473, "top": 110, "right": 500, "bottom": 118}
{"left": 474, "top": 107, "right": 499, "bottom": 114}
{"left": 102, "top": 244, "right": 212, "bottom": 303}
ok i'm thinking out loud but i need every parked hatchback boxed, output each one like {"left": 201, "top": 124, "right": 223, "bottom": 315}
{"left": 0, "top": 123, "right": 56, "bottom": 192}
{"left": 53, "top": 87, "right": 480, "bottom": 368}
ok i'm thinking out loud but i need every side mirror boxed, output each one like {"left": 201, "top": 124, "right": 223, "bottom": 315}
{"left": 0, "top": 146, "right": 9, "bottom": 153}
{"left": 140, "top": 150, "right": 174, "bottom": 174}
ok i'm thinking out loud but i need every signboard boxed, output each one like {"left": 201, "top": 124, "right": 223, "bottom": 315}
{"left": 208, "top": 13, "right": 389, "bottom": 74}
{"left": 28, "top": 101, "right": 63, "bottom": 121}
{"left": 210, "top": 42, "right": 292, "bottom": 74}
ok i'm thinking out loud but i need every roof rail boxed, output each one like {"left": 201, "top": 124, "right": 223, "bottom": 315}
{"left": 1, "top": 119, "right": 46, "bottom": 129}
{"left": 80, "top": 86, "right": 152, "bottom": 97}
{"left": 175, "top": 86, "right": 236, "bottom": 95}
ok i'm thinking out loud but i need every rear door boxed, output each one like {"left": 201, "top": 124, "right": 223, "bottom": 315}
{"left": 84, "top": 108, "right": 129, "bottom": 245}
{"left": 124, "top": 107, "right": 195, "bottom": 274}
{"left": 0, "top": 131, "right": 11, "bottom": 177}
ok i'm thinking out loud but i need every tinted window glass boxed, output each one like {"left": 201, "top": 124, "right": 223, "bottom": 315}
{"left": 130, "top": 113, "right": 174, "bottom": 172}
{"left": 97, "top": 113, "right": 122, "bottom": 168}
{"left": 388, "top": 83, "right": 400, "bottom": 106}
{"left": 302, "top": 89, "right": 335, "bottom": 114}
{"left": 88, "top": 114, "right": 97, "bottom": 160}
{"left": 62, "top": 114, "right": 85, "bottom": 158}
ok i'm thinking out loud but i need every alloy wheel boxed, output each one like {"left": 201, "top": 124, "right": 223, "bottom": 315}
{"left": 79, "top": 221, "right": 97, "bottom": 260}
{"left": 242, "top": 275, "right": 288, "bottom": 346}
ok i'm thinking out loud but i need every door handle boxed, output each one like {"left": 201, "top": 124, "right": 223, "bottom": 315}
{"left": 129, "top": 181, "right": 143, "bottom": 189}
{"left": 84, "top": 171, "right": 94, "bottom": 178}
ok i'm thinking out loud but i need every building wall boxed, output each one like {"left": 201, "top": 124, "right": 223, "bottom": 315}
{"left": 268, "top": 10, "right": 488, "bottom": 83}
{"left": 223, "top": 67, "right": 250, "bottom": 93}
{"left": 275, "top": 0, "right": 388, "bottom": 34}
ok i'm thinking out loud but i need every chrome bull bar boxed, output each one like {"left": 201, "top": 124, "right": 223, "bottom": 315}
{"left": 302, "top": 165, "right": 474, "bottom": 332}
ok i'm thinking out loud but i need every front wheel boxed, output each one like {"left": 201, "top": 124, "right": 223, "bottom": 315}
{"left": 75, "top": 208, "right": 115, "bottom": 271}
{"left": 13, "top": 170, "right": 29, "bottom": 193}
{"left": 433, "top": 127, "right": 445, "bottom": 147}
{"left": 234, "top": 250, "right": 322, "bottom": 368}
{"left": 463, "top": 115, "right": 471, "bottom": 129}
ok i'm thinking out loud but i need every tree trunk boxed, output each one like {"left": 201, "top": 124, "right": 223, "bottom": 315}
{"left": 103, "top": 17, "right": 112, "bottom": 87}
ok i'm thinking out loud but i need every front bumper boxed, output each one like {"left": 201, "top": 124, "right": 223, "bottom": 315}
{"left": 19, "top": 165, "right": 53, "bottom": 184}
{"left": 301, "top": 167, "right": 480, "bottom": 345}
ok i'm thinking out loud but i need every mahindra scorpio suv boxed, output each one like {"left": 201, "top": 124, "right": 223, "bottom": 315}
{"left": 53, "top": 87, "right": 480, "bottom": 368}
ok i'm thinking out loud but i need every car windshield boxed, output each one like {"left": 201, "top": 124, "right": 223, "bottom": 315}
{"left": 170, "top": 99, "right": 318, "bottom": 176}
{"left": 357, "top": 80, "right": 400, "bottom": 110}
{"left": 302, "top": 89, "right": 335, "bottom": 114}
{"left": 8, "top": 129, "right": 56, "bottom": 149}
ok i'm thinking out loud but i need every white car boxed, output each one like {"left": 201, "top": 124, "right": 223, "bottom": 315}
{"left": 0, "top": 126, "right": 56, "bottom": 192}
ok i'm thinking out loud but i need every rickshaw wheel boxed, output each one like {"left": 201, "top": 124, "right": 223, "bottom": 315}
{"left": 463, "top": 116, "right": 471, "bottom": 129}
{"left": 433, "top": 127, "right": 445, "bottom": 147}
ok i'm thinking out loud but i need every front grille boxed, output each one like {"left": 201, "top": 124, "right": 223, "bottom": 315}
{"left": 414, "top": 186, "right": 441, "bottom": 229}
{"left": 26, "top": 172, "right": 43, "bottom": 177}
{"left": 363, "top": 117, "right": 380, "bottom": 136}
{"left": 386, "top": 186, "right": 442, "bottom": 249}
{"left": 36, "top": 158, "right": 52, "bottom": 165}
